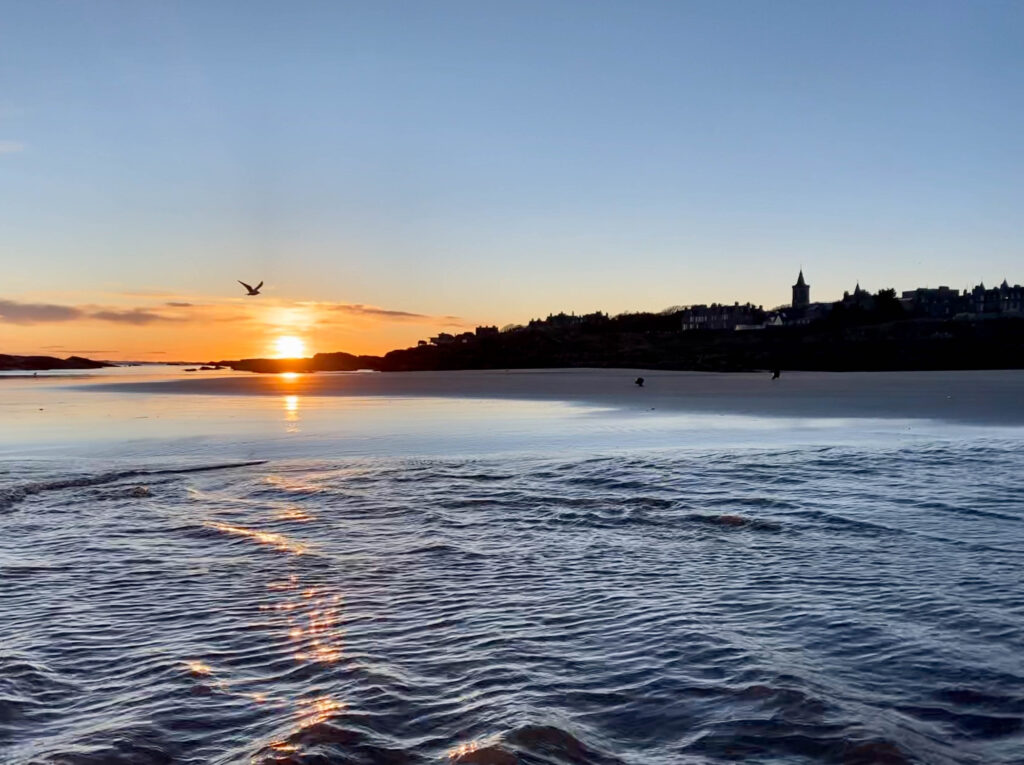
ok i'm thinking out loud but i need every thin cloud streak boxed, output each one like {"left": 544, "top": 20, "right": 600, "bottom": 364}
{"left": 89, "top": 309, "right": 182, "bottom": 325}
{"left": 330, "top": 304, "right": 430, "bottom": 320}
{"left": 323, "top": 302, "right": 468, "bottom": 326}
{"left": 1, "top": 298, "right": 180, "bottom": 325}
{"left": 0, "top": 140, "right": 25, "bottom": 154}
{"left": 0, "top": 299, "right": 82, "bottom": 324}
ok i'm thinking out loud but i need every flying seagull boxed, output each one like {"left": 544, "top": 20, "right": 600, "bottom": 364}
{"left": 238, "top": 280, "right": 263, "bottom": 296}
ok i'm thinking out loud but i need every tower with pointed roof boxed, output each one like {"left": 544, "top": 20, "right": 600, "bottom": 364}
{"left": 792, "top": 269, "right": 810, "bottom": 309}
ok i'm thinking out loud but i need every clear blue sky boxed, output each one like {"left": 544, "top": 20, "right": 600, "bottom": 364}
{"left": 1, "top": 1, "right": 1022, "bottom": 355}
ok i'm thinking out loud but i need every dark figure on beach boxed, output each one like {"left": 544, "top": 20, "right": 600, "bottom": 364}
{"left": 771, "top": 369, "right": 781, "bottom": 380}
{"left": 635, "top": 377, "right": 644, "bottom": 387}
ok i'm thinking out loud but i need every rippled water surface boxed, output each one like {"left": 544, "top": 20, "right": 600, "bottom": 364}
{"left": 2, "top": 370, "right": 1024, "bottom": 764}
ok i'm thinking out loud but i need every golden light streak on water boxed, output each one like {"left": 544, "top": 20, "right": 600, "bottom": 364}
{"left": 273, "top": 506, "right": 315, "bottom": 522}
{"left": 447, "top": 738, "right": 496, "bottom": 759}
{"left": 185, "top": 661, "right": 213, "bottom": 676}
{"left": 266, "top": 740, "right": 298, "bottom": 753}
{"left": 282, "top": 394, "right": 301, "bottom": 433}
{"left": 448, "top": 740, "right": 481, "bottom": 758}
{"left": 296, "top": 696, "right": 345, "bottom": 728}
{"left": 266, "top": 575, "right": 300, "bottom": 591}
{"left": 260, "top": 584, "right": 348, "bottom": 666}
{"left": 204, "top": 521, "right": 307, "bottom": 555}
{"left": 263, "top": 474, "right": 321, "bottom": 494}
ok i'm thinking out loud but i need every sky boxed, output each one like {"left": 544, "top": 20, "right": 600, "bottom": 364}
{"left": 1, "top": 0, "right": 1022, "bottom": 360}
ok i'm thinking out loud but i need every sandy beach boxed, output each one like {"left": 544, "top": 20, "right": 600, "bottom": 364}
{"left": 83, "top": 367, "right": 1024, "bottom": 426}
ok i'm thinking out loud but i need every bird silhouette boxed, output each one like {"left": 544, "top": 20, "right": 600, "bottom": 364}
{"left": 238, "top": 280, "right": 263, "bottom": 296}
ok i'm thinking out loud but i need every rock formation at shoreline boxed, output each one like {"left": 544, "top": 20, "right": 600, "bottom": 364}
{"left": 0, "top": 354, "right": 114, "bottom": 371}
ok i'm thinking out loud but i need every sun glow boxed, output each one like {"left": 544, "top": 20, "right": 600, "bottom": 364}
{"left": 273, "top": 335, "right": 307, "bottom": 358}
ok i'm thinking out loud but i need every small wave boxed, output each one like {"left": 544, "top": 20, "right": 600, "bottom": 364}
{"left": 5, "top": 441, "right": 1024, "bottom": 764}
{"left": 449, "top": 724, "right": 620, "bottom": 765}
{"left": 686, "top": 513, "right": 783, "bottom": 531}
{"left": 895, "top": 704, "right": 1024, "bottom": 741}
{"left": 0, "top": 460, "right": 267, "bottom": 510}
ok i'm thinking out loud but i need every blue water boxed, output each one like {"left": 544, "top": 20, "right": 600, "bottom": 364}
{"left": 2, "top": 370, "right": 1023, "bottom": 764}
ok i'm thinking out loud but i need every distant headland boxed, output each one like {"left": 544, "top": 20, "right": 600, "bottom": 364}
{"left": 0, "top": 354, "right": 114, "bottom": 372}
{"left": 216, "top": 272, "right": 1024, "bottom": 374}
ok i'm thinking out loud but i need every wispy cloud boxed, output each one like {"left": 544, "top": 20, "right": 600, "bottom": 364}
{"left": 1, "top": 298, "right": 181, "bottom": 325}
{"left": 89, "top": 308, "right": 181, "bottom": 325}
{"left": 117, "top": 289, "right": 177, "bottom": 298}
{"left": 2, "top": 296, "right": 471, "bottom": 335}
{"left": 330, "top": 303, "right": 430, "bottom": 320}
{"left": 324, "top": 303, "right": 468, "bottom": 326}
{"left": 0, "top": 140, "right": 25, "bottom": 154}
{"left": 0, "top": 299, "right": 82, "bottom": 324}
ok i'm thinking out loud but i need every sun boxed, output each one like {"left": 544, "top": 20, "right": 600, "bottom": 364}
{"left": 273, "top": 335, "right": 307, "bottom": 359}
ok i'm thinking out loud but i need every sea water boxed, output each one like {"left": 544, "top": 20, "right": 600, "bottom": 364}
{"left": 2, "top": 368, "right": 1023, "bottom": 764}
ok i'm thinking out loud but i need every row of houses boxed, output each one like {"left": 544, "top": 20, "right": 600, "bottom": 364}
{"left": 679, "top": 272, "right": 1024, "bottom": 331}
{"left": 415, "top": 272, "right": 1024, "bottom": 346}
{"left": 420, "top": 325, "right": 499, "bottom": 347}
{"left": 903, "top": 281, "right": 1024, "bottom": 318}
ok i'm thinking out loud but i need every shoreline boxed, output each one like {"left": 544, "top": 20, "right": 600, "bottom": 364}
{"left": 79, "top": 367, "right": 1024, "bottom": 427}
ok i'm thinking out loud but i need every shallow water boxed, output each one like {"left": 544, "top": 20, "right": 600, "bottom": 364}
{"left": 2, "top": 369, "right": 1023, "bottom": 764}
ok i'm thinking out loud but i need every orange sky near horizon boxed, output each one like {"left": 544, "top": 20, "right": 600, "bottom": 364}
{"left": 0, "top": 293, "right": 478, "bottom": 361}
{"left": 3, "top": 3, "right": 1023, "bottom": 364}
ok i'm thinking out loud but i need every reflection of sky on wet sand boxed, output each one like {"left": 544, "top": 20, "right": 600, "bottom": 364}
{"left": 2, "top": 367, "right": 604, "bottom": 459}
{"left": 4, "top": 366, "right": 1000, "bottom": 462}
{"left": 283, "top": 394, "right": 300, "bottom": 433}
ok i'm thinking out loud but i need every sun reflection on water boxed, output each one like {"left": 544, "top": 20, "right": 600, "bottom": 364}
{"left": 197, "top": 498, "right": 350, "bottom": 759}
{"left": 296, "top": 695, "right": 345, "bottom": 727}
{"left": 448, "top": 740, "right": 482, "bottom": 759}
{"left": 273, "top": 506, "right": 315, "bottom": 522}
{"left": 250, "top": 578, "right": 348, "bottom": 759}
{"left": 185, "top": 660, "right": 213, "bottom": 676}
{"left": 263, "top": 577, "right": 346, "bottom": 666}
{"left": 282, "top": 394, "right": 300, "bottom": 433}
{"left": 263, "top": 474, "right": 321, "bottom": 494}
{"left": 447, "top": 737, "right": 507, "bottom": 762}
{"left": 204, "top": 521, "right": 307, "bottom": 555}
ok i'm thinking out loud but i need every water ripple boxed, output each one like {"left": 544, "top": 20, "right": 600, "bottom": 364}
{"left": 2, "top": 442, "right": 1023, "bottom": 763}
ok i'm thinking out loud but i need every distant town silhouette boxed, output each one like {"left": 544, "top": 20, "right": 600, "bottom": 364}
{"left": 211, "top": 271, "right": 1024, "bottom": 375}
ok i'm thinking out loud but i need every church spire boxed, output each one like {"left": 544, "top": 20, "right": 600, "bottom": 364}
{"left": 792, "top": 269, "right": 810, "bottom": 309}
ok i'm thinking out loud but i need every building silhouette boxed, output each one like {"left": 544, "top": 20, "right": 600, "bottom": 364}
{"left": 680, "top": 302, "right": 764, "bottom": 331}
{"left": 792, "top": 270, "right": 810, "bottom": 309}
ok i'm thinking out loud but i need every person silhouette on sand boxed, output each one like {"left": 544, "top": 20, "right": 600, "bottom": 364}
{"left": 771, "top": 369, "right": 781, "bottom": 380}
{"left": 635, "top": 377, "right": 645, "bottom": 387}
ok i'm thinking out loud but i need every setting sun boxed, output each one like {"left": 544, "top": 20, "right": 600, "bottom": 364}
{"left": 274, "top": 336, "right": 307, "bottom": 359}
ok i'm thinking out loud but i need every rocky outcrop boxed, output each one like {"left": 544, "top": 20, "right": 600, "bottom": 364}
{"left": 0, "top": 354, "right": 114, "bottom": 371}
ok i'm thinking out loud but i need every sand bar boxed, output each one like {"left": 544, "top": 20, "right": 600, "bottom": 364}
{"left": 80, "top": 368, "right": 1024, "bottom": 426}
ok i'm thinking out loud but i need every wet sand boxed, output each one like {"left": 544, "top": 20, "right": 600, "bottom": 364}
{"left": 84, "top": 368, "right": 1024, "bottom": 426}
